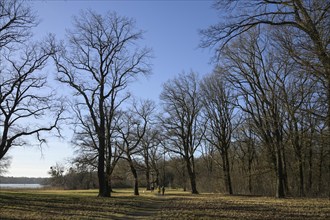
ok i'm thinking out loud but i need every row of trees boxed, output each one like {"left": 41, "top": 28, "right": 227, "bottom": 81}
{"left": 1, "top": 0, "right": 329, "bottom": 199}
{"left": 200, "top": 0, "right": 329, "bottom": 198}
{"left": 46, "top": 0, "right": 330, "bottom": 198}
{"left": 49, "top": 63, "right": 328, "bottom": 197}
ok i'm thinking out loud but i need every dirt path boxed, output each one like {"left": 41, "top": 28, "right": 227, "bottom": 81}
{"left": 125, "top": 195, "right": 166, "bottom": 219}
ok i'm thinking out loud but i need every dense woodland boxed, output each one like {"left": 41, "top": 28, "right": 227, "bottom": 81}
{"left": 0, "top": 0, "right": 329, "bottom": 198}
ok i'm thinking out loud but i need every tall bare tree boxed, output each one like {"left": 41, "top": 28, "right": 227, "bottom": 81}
{"left": 140, "top": 125, "right": 161, "bottom": 190}
{"left": 220, "top": 31, "right": 289, "bottom": 197}
{"left": 160, "top": 72, "right": 203, "bottom": 194}
{"left": 0, "top": 0, "right": 62, "bottom": 161}
{"left": 200, "top": 72, "right": 237, "bottom": 195}
{"left": 201, "top": 2, "right": 330, "bottom": 195}
{"left": 235, "top": 117, "right": 258, "bottom": 194}
{"left": 53, "top": 10, "right": 151, "bottom": 197}
{"left": 116, "top": 100, "right": 155, "bottom": 195}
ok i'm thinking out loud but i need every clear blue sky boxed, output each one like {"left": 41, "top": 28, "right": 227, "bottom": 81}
{"left": 5, "top": 0, "right": 218, "bottom": 177}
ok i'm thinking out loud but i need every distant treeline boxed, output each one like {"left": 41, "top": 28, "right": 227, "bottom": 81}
{"left": 0, "top": 176, "right": 49, "bottom": 185}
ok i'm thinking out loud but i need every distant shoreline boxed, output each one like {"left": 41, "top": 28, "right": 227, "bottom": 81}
{"left": 0, "top": 176, "right": 49, "bottom": 185}
{"left": 0, "top": 183, "right": 45, "bottom": 189}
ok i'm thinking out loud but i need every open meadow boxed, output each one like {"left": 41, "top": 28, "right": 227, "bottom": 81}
{"left": 0, "top": 188, "right": 329, "bottom": 219}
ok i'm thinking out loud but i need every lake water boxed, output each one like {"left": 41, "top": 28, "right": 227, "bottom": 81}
{"left": 0, "top": 184, "right": 44, "bottom": 189}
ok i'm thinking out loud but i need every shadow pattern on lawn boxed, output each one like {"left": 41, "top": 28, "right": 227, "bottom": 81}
{"left": 0, "top": 191, "right": 329, "bottom": 219}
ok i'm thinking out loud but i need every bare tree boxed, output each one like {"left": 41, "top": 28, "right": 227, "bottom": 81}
{"left": 116, "top": 100, "right": 155, "bottom": 195}
{"left": 235, "top": 117, "right": 258, "bottom": 194}
{"left": 220, "top": 31, "right": 290, "bottom": 197}
{"left": 200, "top": 72, "right": 238, "bottom": 195}
{"left": 201, "top": 0, "right": 329, "bottom": 74}
{"left": 279, "top": 69, "right": 318, "bottom": 196}
{"left": 70, "top": 103, "right": 123, "bottom": 193}
{"left": 0, "top": 41, "right": 62, "bottom": 160}
{"left": 160, "top": 71, "right": 203, "bottom": 194}
{"left": 48, "top": 162, "right": 65, "bottom": 187}
{"left": 147, "top": 126, "right": 164, "bottom": 189}
{"left": 140, "top": 125, "right": 161, "bottom": 190}
{"left": 201, "top": 2, "right": 330, "bottom": 192}
{"left": 53, "top": 10, "right": 151, "bottom": 197}
{"left": 71, "top": 116, "right": 99, "bottom": 172}
{"left": 0, "top": 0, "right": 37, "bottom": 48}
{"left": 0, "top": 0, "right": 62, "bottom": 161}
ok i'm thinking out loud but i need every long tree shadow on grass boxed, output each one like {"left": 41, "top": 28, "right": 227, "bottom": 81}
{"left": 0, "top": 191, "right": 166, "bottom": 220}
{"left": 1, "top": 191, "right": 329, "bottom": 219}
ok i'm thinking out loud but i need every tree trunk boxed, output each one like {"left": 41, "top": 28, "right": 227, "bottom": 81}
{"left": 145, "top": 156, "right": 151, "bottom": 190}
{"left": 248, "top": 160, "right": 252, "bottom": 194}
{"left": 222, "top": 150, "right": 233, "bottom": 195}
{"left": 182, "top": 168, "right": 187, "bottom": 192}
{"left": 298, "top": 157, "right": 305, "bottom": 197}
{"left": 129, "top": 159, "right": 139, "bottom": 196}
{"left": 134, "top": 176, "right": 139, "bottom": 196}
{"left": 97, "top": 144, "right": 109, "bottom": 197}
{"left": 295, "top": 141, "right": 305, "bottom": 197}
{"left": 105, "top": 151, "right": 112, "bottom": 196}
{"left": 186, "top": 157, "right": 198, "bottom": 194}
{"left": 275, "top": 145, "right": 285, "bottom": 198}
{"left": 155, "top": 170, "right": 160, "bottom": 188}
{"left": 307, "top": 142, "right": 313, "bottom": 194}
{"left": 146, "top": 169, "right": 151, "bottom": 190}
{"left": 317, "top": 145, "right": 324, "bottom": 195}
{"left": 327, "top": 77, "right": 330, "bottom": 198}
{"left": 282, "top": 147, "right": 289, "bottom": 196}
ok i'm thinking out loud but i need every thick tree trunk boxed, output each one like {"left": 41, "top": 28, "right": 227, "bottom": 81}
{"left": 97, "top": 145, "right": 108, "bottom": 197}
{"left": 129, "top": 159, "right": 139, "bottom": 196}
{"left": 186, "top": 158, "right": 198, "bottom": 194}
{"left": 134, "top": 176, "right": 139, "bottom": 196}
{"left": 105, "top": 159, "right": 112, "bottom": 196}
{"left": 146, "top": 170, "right": 151, "bottom": 190}
{"left": 222, "top": 150, "right": 233, "bottom": 195}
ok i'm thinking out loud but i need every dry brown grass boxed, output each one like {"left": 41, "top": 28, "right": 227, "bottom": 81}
{"left": 0, "top": 188, "right": 329, "bottom": 219}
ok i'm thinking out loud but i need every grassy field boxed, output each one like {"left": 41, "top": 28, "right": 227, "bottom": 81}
{"left": 0, "top": 188, "right": 329, "bottom": 219}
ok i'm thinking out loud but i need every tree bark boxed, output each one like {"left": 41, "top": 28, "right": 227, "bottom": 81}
{"left": 248, "top": 159, "right": 252, "bottom": 194}
{"left": 145, "top": 155, "right": 151, "bottom": 190}
{"left": 105, "top": 153, "right": 112, "bottom": 196}
{"left": 222, "top": 150, "right": 233, "bottom": 195}
{"left": 317, "top": 145, "right": 324, "bottom": 195}
{"left": 298, "top": 157, "right": 305, "bottom": 197}
{"left": 186, "top": 157, "right": 198, "bottom": 194}
{"left": 128, "top": 158, "right": 139, "bottom": 196}
{"left": 182, "top": 165, "right": 187, "bottom": 192}
{"left": 282, "top": 147, "right": 289, "bottom": 196}
{"left": 307, "top": 146, "right": 313, "bottom": 193}
{"left": 97, "top": 145, "right": 107, "bottom": 197}
{"left": 275, "top": 145, "right": 285, "bottom": 198}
